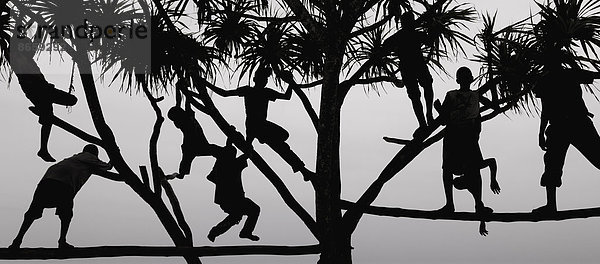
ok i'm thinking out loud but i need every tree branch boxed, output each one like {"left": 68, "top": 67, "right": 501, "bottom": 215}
{"left": 162, "top": 179, "right": 194, "bottom": 244}
{"left": 340, "top": 200, "right": 600, "bottom": 223}
{"left": 27, "top": 109, "right": 104, "bottom": 147}
{"left": 240, "top": 13, "right": 298, "bottom": 23}
{"left": 297, "top": 79, "right": 324, "bottom": 89}
{"left": 349, "top": 14, "right": 394, "bottom": 39}
{"left": 0, "top": 245, "right": 320, "bottom": 259}
{"left": 293, "top": 87, "right": 319, "bottom": 130}
{"left": 350, "top": 76, "right": 403, "bottom": 87}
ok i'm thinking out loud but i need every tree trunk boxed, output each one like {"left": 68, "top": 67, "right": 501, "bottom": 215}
{"left": 316, "top": 38, "right": 352, "bottom": 264}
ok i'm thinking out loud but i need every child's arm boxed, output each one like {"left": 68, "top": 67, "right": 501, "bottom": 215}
{"left": 272, "top": 70, "right": 296, "bottom": 101}
{"left": 483, "top": 158, "right": 500, "bottom": 195}
{"left": 539, "top": 101, "right": 549, "bottom": 151}
{"left": 202, "top": 78, "right": 248, "bottom": 97}
{"left": 434, "top": 93, "right": 451, "bottom": 125}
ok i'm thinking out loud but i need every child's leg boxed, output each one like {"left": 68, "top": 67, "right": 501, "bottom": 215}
{"left": 177, "top": 148, "right": 196, "bottom": 178}
{"left": 437, "top": 169, "right": 455, "bottom": 212}
{"left": 421, "top": 78, "right": 434, "bottom": 123}
{"left": 465, "top": 170, "right": 491, "bottom": 213}
{"left": 207, "top": 214, "right": 242, "bottom": 242}
{"left": 38, "top": 123, "right": 55, "bottom": 162}
{"left": 35, "top": 103, "right": 56, "bottom": 162}
{"left": 407, "top": 85, "right": 427, "bottom": 128}
{"left": 239, "top": 198, "right": 260, "bottom": 241}
{"left": 10, "top": 213, "right": 38, "bottom": 249}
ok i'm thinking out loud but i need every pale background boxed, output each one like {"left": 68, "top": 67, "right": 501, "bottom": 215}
{"left": 3, "top": 1, "right": 600, "bottom": 263}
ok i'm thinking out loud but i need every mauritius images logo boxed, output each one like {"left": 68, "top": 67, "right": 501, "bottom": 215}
{"left": 10, "top": 0, "right": 151, "bottom": 75}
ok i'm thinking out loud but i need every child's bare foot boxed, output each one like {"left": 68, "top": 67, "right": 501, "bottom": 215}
{"left": 476, "top": 205, "right": 493, "bottom": 215}
{"left": 58, "top": 241, "right": 74, "bottom": 249}
{"left": 165, "top": 173, "right": 180, "bottom": 180}
{"left": 532, "top": 205, "right": 556, "bottom": 214}
{"left": 8, "top": 239, "right": 22, "bottom": 250}
{"left": 435, "top": 204, "right": 455, "bottom": 214}
{"left": 37, "top": 150, "right": 56, "bottom": 162}
{"left": 207, "top": 230, "right": 217, "bottom": 242}
{"left": 239, "top": 232, "right": 260, "bottom": 241}
{"left": 412, "top": 126, "right": 428, "bottom": 140}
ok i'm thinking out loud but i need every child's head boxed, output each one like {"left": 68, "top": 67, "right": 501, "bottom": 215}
{"left": 167, "top": 106, "right": 186, "bottom": 124}
{"left": 253, "top": 66, "right": 272, "bottom": 87}
{"left": 83, "top": 144, "right": 99, "bottom": 157}
{"left": 456, "top": 66, "right": 474, "bottom": 86}
{"left": 400, "top": 12, "right": 416, "bottom": 28}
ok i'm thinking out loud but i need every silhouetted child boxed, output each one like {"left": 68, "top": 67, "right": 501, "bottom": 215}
{"left": 386, "top": 12, "right": 434, "bottom": 136}
{"left": 8, "top": 144, "right": 120, "bottom": 249}
{"left": 207, "top": 140, "right": 260, "bottom": 242}
{"left": 166, "top": 105, "right": 222, "bottom": 180}
{"left": 437, "top": 67, "right": 500, "bottom": 214}
{"left": 207, "top": 66, "right": 315, "bottom": 182}
{"left": 8, "top": 34, "right": 78, "bottom": 162}
{"left": 533, "top": 50, "right": 600, "bottom": 214}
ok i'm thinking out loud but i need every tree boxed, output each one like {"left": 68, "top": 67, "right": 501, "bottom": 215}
{"left": 3, "top": 0, "right": 600, "bottom": 264}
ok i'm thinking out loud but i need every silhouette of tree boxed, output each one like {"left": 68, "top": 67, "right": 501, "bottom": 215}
{"left": 4, "top": 0, "right": 600, "bottom": 264}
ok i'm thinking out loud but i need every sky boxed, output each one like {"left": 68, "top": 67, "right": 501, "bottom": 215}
{"left": 3, "top": 0, "right": 600, "bottom": 264}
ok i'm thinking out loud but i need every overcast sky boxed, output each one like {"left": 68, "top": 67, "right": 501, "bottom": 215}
{"left": 3, "top": 1, "right": 600, "bottom": 264}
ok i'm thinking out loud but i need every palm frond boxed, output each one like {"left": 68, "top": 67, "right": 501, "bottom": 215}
{"left": 237, "top": 21, "right": 297, "bottom": 83}
{"left": 288, "top": 25, "right": 325, "bottom": 80}
{"left": 203, "top": 0, "right": 258, "bottom": 57}
{"left": 416, "top": 0, "right": 477, "bottom": 62}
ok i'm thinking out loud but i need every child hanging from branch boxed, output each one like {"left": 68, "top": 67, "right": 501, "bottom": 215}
{"left": 207, "top": 139, "right": 261, "bottom": 242}
{"left": 206, "top": 66, "right": 315, "bottom": 182}
{"left": 436, "top": 67, "right": 500, "bottom": 217}
{"left": 7, "top": 33, "right": 78, "bottom": 162}
{"left": 166, "top": 79, "right": 223, "bottom": 180}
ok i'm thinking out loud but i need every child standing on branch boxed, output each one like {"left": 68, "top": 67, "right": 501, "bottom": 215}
{"left": 436, "top": 67, "right": 500, "bottom": 214}
{"left": 385, "top": 12, "right": 435, "bottom": 137}
{"left": 533, "top": 51, "right": 600, "bottom": 214}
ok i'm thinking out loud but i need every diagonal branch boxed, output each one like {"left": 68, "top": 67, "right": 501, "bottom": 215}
{"left": 293, "top": 87, "right": 319, "bottom": 130}
{"left": 28, "top": 108, "right": 104, "bottom": 147}
{"left": 350, "top": 14, "right": 394, "bottom": 39}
